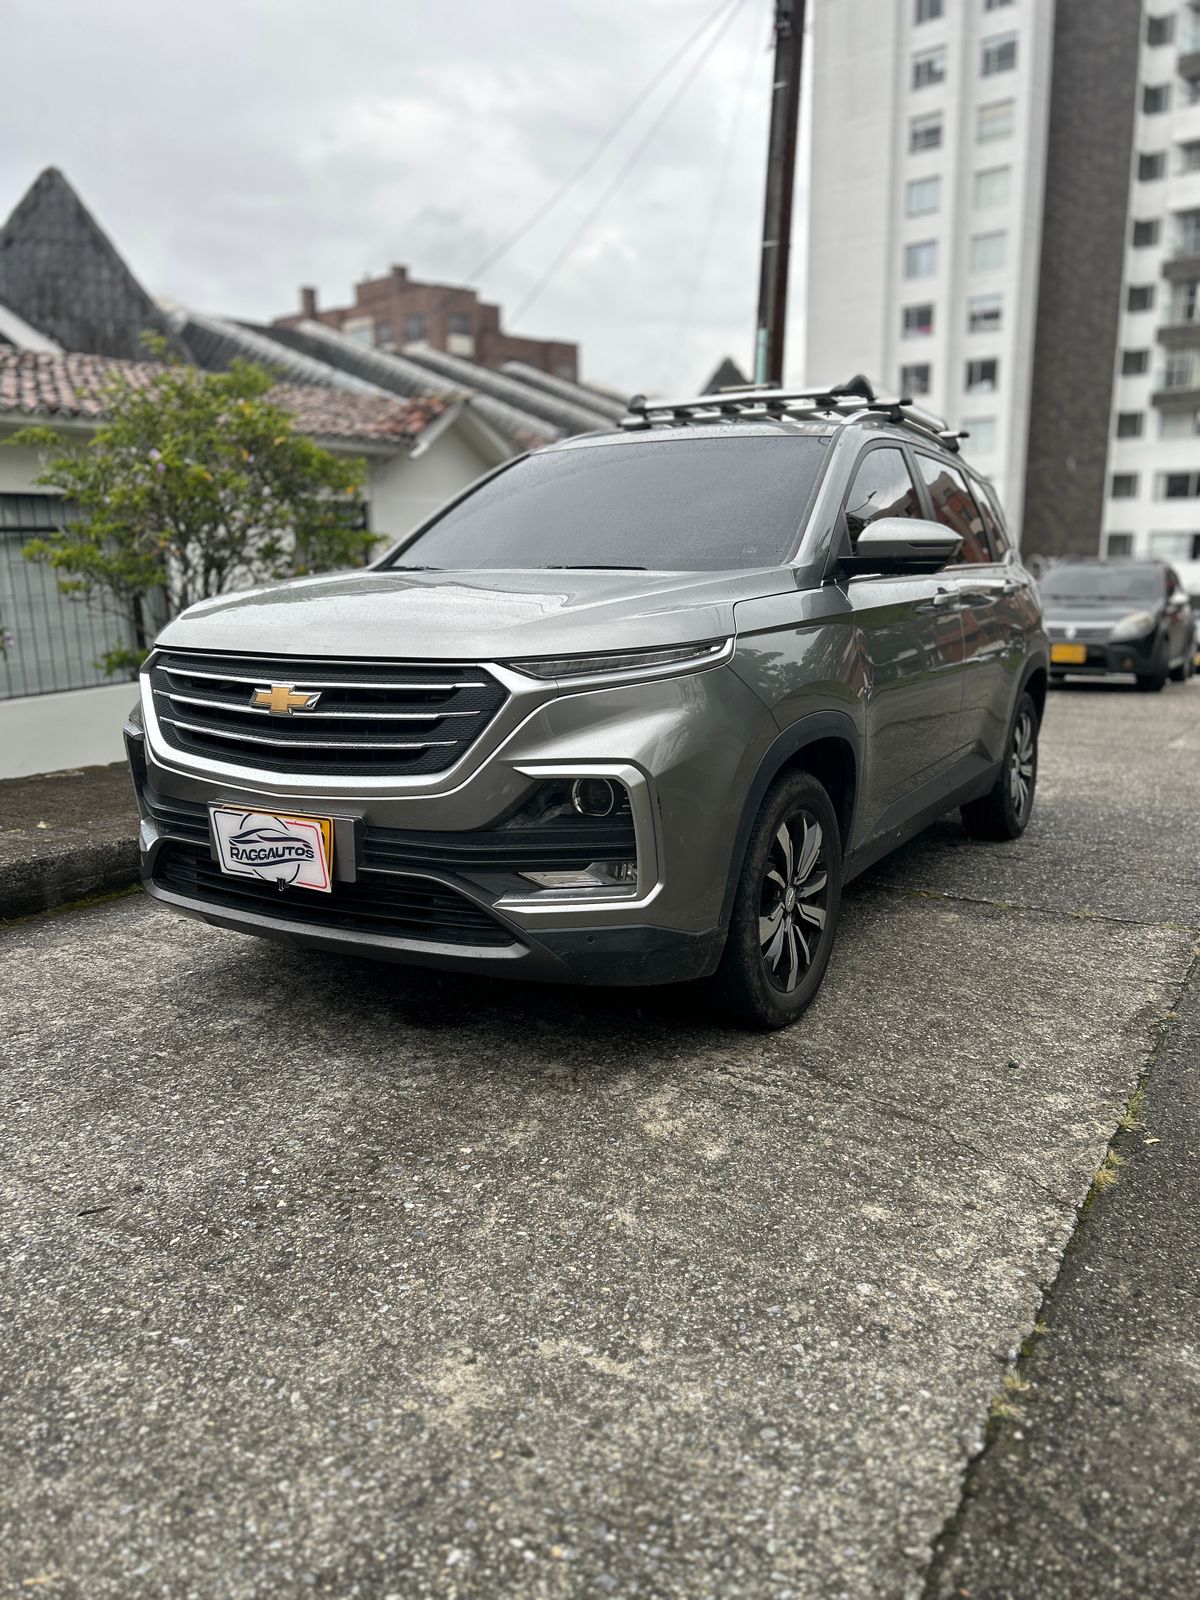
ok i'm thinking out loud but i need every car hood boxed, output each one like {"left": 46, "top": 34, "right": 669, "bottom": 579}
{"left": 1039, "top": 598, "right": 1162, "bottom": 626}
{"left": 155, "top": 566, "right": 804, "bottom": 661}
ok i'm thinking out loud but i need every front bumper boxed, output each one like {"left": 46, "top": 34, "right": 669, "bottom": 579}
{"left": 1048, "top": 632, "right": 1161, "bottom": 678}
{"left": 127, "top": 659, "right": 776, "bottom": 987}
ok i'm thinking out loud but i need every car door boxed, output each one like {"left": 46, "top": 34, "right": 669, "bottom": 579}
{"left": 912, "top": 452, "right": 1016, "bottom": 768}
{"left": 839, "top": 443, "right": 966, "bottom": 838}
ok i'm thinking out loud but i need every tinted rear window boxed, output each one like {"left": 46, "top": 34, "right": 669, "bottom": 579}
{"left": 392, "top": 437, "right": 829, "bottom": 572}
{"left": 1039, "top": 563, "right": 1163, "bottom": 601}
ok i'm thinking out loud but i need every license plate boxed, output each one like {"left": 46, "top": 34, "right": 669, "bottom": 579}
{"left": 1050, "top": 642, "right": 1088, "bottom": 665}
{"left": 210, "top": 806, "right": 333, "bottom": 893}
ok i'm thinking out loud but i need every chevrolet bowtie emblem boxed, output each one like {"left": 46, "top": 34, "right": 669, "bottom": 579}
{"left": 251, "top": 683, "right": 322, "bottom": 715}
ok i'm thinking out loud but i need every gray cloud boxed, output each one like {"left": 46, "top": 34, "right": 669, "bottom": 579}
{"left": 1, "top": 0, "right": 808, "bottom": 393}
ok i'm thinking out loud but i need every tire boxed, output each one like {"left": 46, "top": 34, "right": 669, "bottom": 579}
{"left": 960, "top": 690, "right": 1039, "bottom": 841}
{"left": 713, "top": 771, "right": 843, "bottom": 1031}
{"left": 1137, "top": 640, "right": 1169, "bottom": 692}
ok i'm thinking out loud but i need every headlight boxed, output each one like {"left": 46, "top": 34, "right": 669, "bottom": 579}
{"left": 506, "top": 639, "right": 729, "bottom": 681}
{"left": 1110, "top": 610, "right": 1156, "bottom": 641}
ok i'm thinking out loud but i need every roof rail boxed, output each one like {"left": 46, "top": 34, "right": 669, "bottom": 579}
{"left": 622, "top": 377, "right": 967, "bottom": 451}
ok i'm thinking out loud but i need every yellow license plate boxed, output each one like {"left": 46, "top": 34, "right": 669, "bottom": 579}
{"left": 1050, "top": 642, "right": 1088, "bottom": 665}
{"left": 209, "top": 805, "right": 334, "bottom": 892}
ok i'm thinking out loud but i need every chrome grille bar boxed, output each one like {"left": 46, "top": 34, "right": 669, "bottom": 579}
{"left": 160, "top": 716, "right": 458, "bottom": 752}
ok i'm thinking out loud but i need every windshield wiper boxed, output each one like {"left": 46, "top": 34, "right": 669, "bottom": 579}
{"left": 544, "top": 564, "right": 648, "bottom": 571}
{"left": 389, "top": 564, "right": 443, "bottom": 571}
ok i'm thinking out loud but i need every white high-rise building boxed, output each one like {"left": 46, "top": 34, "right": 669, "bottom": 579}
{"left": 804, "top": 0, "right": 1200, "bottom": 597}
{"left": 1104, "top": 3, "right": 1200, "bottom": 591}
{"left": 805, "top": 0, "right": 1055, "bottom": 538}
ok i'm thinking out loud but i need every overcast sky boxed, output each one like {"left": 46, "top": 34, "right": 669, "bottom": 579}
{"left": 1, "top": 0, "right": 811, "bottom": 396}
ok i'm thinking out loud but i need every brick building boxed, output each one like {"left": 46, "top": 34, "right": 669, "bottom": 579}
{"left": 273, "top": 266, "right": 579, "bottom": 383}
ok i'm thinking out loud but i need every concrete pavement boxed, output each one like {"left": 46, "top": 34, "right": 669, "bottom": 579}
{"left": 2, "top": 681, "right": 1197, "bottom": 1599}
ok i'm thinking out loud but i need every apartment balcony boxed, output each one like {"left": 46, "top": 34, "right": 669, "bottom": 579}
{"left": 1163, "top": 245, "right": 1200, "bottom": 281}
{"left": 1151, "top": 360, "right": 1200, "bottom": 408}
{"left": 1157, "top": 319, "right": 1200, "bottom": 348}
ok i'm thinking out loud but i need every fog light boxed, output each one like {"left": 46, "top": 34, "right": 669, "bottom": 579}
{"left": 571, "top": 777, "right": 616, "bottom": 817}
{"left": 519, "top": 859, "right": 637, "bottom": 892}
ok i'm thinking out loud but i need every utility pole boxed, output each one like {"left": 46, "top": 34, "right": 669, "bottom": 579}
{"left": 753, "top": 0, "right": 806, "bottom": 387}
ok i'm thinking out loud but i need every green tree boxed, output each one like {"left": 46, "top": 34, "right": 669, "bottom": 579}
{"left": 10, "top": 352, "right": 368, "bottom": 674}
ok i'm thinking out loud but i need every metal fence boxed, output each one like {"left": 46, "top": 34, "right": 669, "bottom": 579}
{"left": 0, "top": 495, "right": 138, "bottom": 700}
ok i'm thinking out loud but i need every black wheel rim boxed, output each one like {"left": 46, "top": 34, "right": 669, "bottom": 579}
{"left": 1009, "top": 709, "right": 1035, "bottom": 822}
{"left": 759, "top": 810, "right": 829, "bottom": 993}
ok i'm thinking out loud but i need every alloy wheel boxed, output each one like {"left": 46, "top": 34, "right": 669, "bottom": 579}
{"left": 759, "top": 811, "right": 829, "bottom": 993}
{"left": 1009, "top": 709, "right": 1035, "bottom": 821}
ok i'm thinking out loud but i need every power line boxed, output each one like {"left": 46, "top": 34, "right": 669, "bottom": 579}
{"left": 660, "top": 0, "right": 767, "bottom": 389}
{"left": 510, "top": 0, "right": 748, "bottom": 328}
{"left": 465, "top": 0, "right": 743, "bottom": 286}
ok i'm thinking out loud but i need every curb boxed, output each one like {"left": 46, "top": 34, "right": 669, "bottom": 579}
{"left": 0, "top": 837, "right": 140, "bottom": 922}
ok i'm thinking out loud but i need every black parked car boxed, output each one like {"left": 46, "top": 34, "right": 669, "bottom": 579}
{"left": 1040, "top": 559, "right": 1196, "bottom": 691}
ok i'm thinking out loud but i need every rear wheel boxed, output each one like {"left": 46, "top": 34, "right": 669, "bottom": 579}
{"left": 713, "top": 772, "right": 843, "bottom": 1031}
{"left": 960, "top": 690, "right": 1038, "bottom": 841}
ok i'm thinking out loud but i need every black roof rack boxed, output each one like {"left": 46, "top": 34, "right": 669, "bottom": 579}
{"left": 622, "top": 377, "right": 969, "bottom": 452}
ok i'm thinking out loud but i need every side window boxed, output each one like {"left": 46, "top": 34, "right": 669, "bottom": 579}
{"left": 915, "top": 454, "right": 990, "bottom": 562}
{"left": 974, "top": 481, "right": 1011, "bottom": 559}
{"left": 843, "top": 447, "right": 922, "bottom": 541}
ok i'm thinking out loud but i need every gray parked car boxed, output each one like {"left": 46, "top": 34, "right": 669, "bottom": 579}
{"left": 126, "top": 380, "right": 1048, "bottom": 1029}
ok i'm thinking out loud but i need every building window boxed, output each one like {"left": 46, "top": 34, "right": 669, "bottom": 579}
{"left": 969, "top": 231, "right": 1007, "bottom": 272}
{"left": 900, "top": 362, "right": 932, "bottom": 395}
{"left": 404, "top": 312, "right": 426, "bottom": 342}
{"left": 982, "top": 33, "right": 1017, "bottom": 75}
{"left": 903, "top": 304, "right": 936, "bottom": 338}
{"left": 446, "top": 312, "right": 472, "bottom": 336}
{"left": 1146, "top": 14, "right": 1175, "bottom": 46}
{"left": 1180, "top": 141, "right": 1200, "bottom": 175}
{"left": 963, "top": 416, "right": 996, "bottom": 453}
{"left": 1106, "top": 532, "right": 1135, "bottom": 558}
{"left": 1159, "top": 471, "right": 1200, "bottom": 498}
{"left": 1162, "top": 351, "right": 1199, "bottom": 389}
{"left": 1110, "top": 473, "right": 1139, "bottom": 499}
{"left": 1170, "top": 281, "right": 1200, "bottom": 324}
{"left": 342, "top": 316, "right": 375, "bottom": 346}
{"left": 1132, "top": 219, "right": 1160, "bottom": 247}
{"left": 915, "top": 0, "right": 943, "bottom": 21}
{"left": 904, "top": 239, "right": 938, "bottom": 278}
{"left": 910, "top": 112, "right": 943, "bottom": 152}
{"left": 913, "top": 47, "right": 947, "bottom": 88}
{"left": 1122, "top": 349, "right": 1150, "bottom": 375}
{"left": 1127, "top": 284, "right": 1155, "bottom": 312}
{"left": 1143, "top": 83, "right": 1171, "bottom": 114}
{"left": 1138, "top": 151, "right": 1167, "bottom": 181}
{"left": 967, "top": 292, "right": 1003, "bottom": 333}
{"left": 1116, "top": 412, "right": 1144, "bottom": 438}
{"left": 374, "top": 320, "right": 393, "bottom": 349}
{"left": 965, "top": 358, "right": 999, "bottom": 393}
{"left": 984, "top": 0, "right": 1014, "bottom": 9}
{"left": 905, "top": 175, "right": 942, "bottom": 216}
{"left": 1149, "top": 531, "right": 1200, "bottom": 559}
{"left": 1160, "top": 408, "right": 1200, "bottom": 439}
{"left": 1176, "top": 210, "right": 1200, "bottom": 257}
{"left": 977, "top": 100, "right": 1014, "bottom": 142}
{"left": 972, "top": 166, "right": 1011, "bottom": 208}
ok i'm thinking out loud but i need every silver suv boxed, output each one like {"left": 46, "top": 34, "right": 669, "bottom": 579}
{"left": 126, "top": 381, "right": 1048, "bottom": 1029}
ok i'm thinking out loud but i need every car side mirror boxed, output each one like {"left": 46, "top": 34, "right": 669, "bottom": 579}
{"left": 838, "top": 517, "right": 963, "bottom": 576}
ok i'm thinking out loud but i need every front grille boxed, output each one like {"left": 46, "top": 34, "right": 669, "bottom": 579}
{"left": 148, "top": 650, "right": 508, "bottom": 778}
{"left": 152, "top": 842, "right": 517, "bottom": 947}
{"left": 1047, "top": 624, "right": 1112, "bottom": 643}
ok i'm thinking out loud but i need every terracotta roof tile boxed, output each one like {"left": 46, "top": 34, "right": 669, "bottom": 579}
{"left": 0, "top": 349, "right": 453, "bottom": 446}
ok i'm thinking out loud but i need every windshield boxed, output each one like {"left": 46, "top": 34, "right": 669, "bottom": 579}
{"left": 1039, "top": 563, "right": 1163, "bottom": 603}
{"left": 388, "top": 436, "right": 829, "bottom": 572}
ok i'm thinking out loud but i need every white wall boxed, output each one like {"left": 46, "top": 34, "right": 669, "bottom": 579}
{"left": 0, "top": 681, "right": 136, "bottom": 779}
{"left": 366, "top": 424, "right": 497, "bottom": 546}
